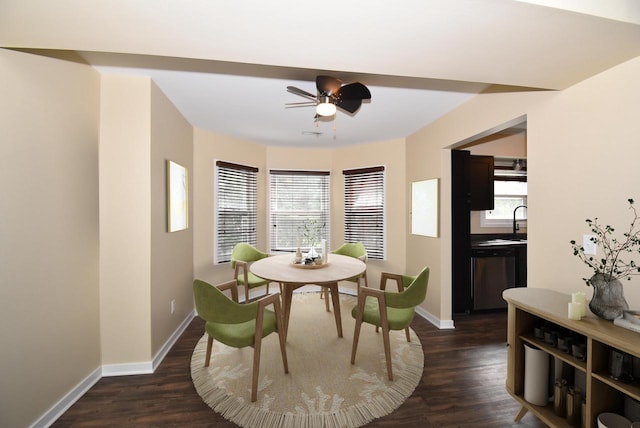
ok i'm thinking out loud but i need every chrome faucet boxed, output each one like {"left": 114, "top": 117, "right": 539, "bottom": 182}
{"left": 513, "top": 205, "right": 527, "bottom": 234}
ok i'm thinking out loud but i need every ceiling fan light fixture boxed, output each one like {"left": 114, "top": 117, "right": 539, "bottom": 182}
{"left": 316, "top": 97, "right": 336, "bottom": 116}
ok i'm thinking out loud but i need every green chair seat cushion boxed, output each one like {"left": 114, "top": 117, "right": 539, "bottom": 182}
{"left": 236, "top": 272, "right": 271, "bottom": 288}
{"left": 351, "top": 296, "right": 415, "bottom": 330}
{"left": 206, "top": 309, "right": 277, "bottom": 348}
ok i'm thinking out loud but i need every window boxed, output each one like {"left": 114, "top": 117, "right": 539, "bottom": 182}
{"left": 481, "top": 170, "right": 527, "bottom": 229}
{"left": 215, "top": 161, "right": 258, "bottom": 263}
{"left": 269, "top": 170, "right": 330, "bottom": 253}
{"left": 343, "top": 166, "right": 385, "bottom": 260}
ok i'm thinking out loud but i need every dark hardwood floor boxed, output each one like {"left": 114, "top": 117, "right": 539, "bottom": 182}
{"left": 53, "top": 308, "right": 547, "bottom": 427}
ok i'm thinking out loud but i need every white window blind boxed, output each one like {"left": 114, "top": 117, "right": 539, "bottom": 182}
{"left": 343, "top": 166, "right": 385, "bottom": 260}
{"left": 269, "top": 170, "right": 330, "bottom": 253}
{"left": 216, "top": 160, "right": 258, "bottom": 263}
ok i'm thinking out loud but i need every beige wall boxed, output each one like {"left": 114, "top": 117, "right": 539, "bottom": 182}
{"left": 406, "top": 90, "right": 553, "bottom": 321}
{"left": 100, "top": 75, "right": 195, "bottom": 367}
{"left": 99, "top": 74, "right": 153, "bottom": 364}
{"left": 528, "top": 56, "right": 640, "bottom": 307}
{"left": 406, "top": 132, "right": 447, "bottom": 321}
{"left": 331, "top": 140, "right": 408, "bottom": 286}
{"left": 193, "top": 129, "right": 267, "bottom": 286}
{"left": 150, "top": 82, "right": 194, "bottom": 356}
{"left": 406, "top": 56, "right": 640, "bottom": 321}
{"left": 0, "top": 49, "right": 101, "bottom": 427}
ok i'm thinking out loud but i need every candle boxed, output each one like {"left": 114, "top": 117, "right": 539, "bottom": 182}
{"left": 572, "top": 292, "right": 587, "bottom": 317}
{"left": 568, "top": 302, "right": 583, "bottom": 320}
{"left": 321, "top": 239, "right": 327, "bottom": 264}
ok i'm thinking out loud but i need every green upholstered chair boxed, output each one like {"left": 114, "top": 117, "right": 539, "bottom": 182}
{"left": 231, "top": 243, "right": 280, "bottom": 302}
{"left": 319, "top": 242, "right": 369, "bottom": 309}
{"left": 193, "top": 279, "right": 288, "bottom": 402}
{"left": 331, "top": 242, "right": 369, "bottom": 288}
{"left": 350, "top": 266, "right": 430, "bottom": 381}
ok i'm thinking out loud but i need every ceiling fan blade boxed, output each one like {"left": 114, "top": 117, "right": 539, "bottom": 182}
{"left": 287, "top": 86, "right": 317, "bottom": 101}
{"left": 285, "top": 102, "right": 316, "bottom": 108}
{"left": 335, "top": 98, "right": 363, "bottom": 114}
{"left": 336, "top": 82, "right": 371, "bottom": 100}
{"left": 316, "top": 75, "right": 342, "bottom": 96}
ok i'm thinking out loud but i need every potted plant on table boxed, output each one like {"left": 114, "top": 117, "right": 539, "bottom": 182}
{"left": 299, "top": 218, "right": 325, "bottom": 263}
{"left": 570, "top": 199, "right": 640, "bottom": 320}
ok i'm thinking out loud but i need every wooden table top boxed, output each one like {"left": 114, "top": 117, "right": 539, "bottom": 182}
{"left": 250, "top": 253, "right": 365, "bottom": 285}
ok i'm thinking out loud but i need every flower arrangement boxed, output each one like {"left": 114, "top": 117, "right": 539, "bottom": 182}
{"left": 570, "top": 199, "right": 640, "bottom": 284}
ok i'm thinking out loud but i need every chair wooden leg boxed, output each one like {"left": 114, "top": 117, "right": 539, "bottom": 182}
{"left": 205, "top": 335, "right": 213, "bottom": 367}
{"left": 405, "top": 327, "right": 411, "bottom": 342}
{"left": 351, "top": 295, "right": 365, "bottom": 364}
{"left": 382, "top": 325, "right": 393, "bottom": 381}
{"left": 351, "top": 322, "right": 363, "bottom": 364}
{"left": 251, "top": 334, "right": 263, "bottom": 402}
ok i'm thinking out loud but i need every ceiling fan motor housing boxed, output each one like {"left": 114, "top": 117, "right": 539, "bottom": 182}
{"left": 286, "top": 75, "right": 371, "bottom": 116}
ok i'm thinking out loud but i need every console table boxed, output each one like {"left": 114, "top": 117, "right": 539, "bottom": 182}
{"left": 503, "top": 287, "right": 640, "bottom": 428}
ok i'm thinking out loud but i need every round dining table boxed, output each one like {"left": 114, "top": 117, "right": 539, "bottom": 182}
{"left": 250, "top": 253, "right": 366, "bottom": 340}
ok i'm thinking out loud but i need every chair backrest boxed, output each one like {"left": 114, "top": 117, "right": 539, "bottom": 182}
{"left": 331, "top": 242, "right": 367, "bottom": 261}
{"left": 230, "top": 243, "right": 268, "bottom": 268}
{"left": 193, "top": 279, "right": 258, "bottom": 324}
{"left": 384, "top": 267, "right": 430, "bottom": 309}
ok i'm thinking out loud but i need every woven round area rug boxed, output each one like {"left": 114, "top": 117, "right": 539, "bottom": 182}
{"left": 190, "top": 292, "right": 424, "bottom": 428}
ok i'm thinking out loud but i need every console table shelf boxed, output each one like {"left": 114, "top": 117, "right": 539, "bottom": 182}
{"left": 503, "top": 288, "right": 640, "bottom": 428}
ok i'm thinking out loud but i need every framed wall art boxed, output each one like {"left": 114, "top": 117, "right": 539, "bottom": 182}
{"left": 411, "top": 178, "right": 439, "bottom": 237}
{"left": 167, "top": 160, "right": 188, "bottom": 232}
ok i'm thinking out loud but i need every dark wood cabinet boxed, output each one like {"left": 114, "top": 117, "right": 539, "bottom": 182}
{"left": 515, "top": 245, "right": 527, "bottom": 287}
{"left": 451, "top": 150, "right": 496, "bottom": 314}
{"left": 469, "top": 155, "right": 494, "bottom": 210}
{"left": 451, "top": 150, "right": 472, "bottom": 314}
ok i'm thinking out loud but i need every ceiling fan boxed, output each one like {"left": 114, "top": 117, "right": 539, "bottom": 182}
{"left": 286, "top": 75, "right": 371, "bottom": 117}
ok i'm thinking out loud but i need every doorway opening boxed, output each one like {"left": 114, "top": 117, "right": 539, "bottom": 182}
{"left": 450, "top": 117, "right": 528, "bottom": 315}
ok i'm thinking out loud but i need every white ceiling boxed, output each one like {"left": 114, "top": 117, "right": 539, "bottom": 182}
{"left": 2, "top": 0, "right": 640, "bottom": 147}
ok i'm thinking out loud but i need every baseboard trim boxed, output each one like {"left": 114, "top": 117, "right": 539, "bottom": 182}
{"left": 415, "top": 306, "right": 455, "bottom": 329}
{"left": 34, "top": 310, "right": 197, "bottom": 427}
{"left": 102, "top": 309, "right": 196, "bottom": 377}
{"left": 30, "top": 367, "right": 102, "bottom": 428}
{"left": 152, "top": 309, "right": 197, "bottom": 371}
